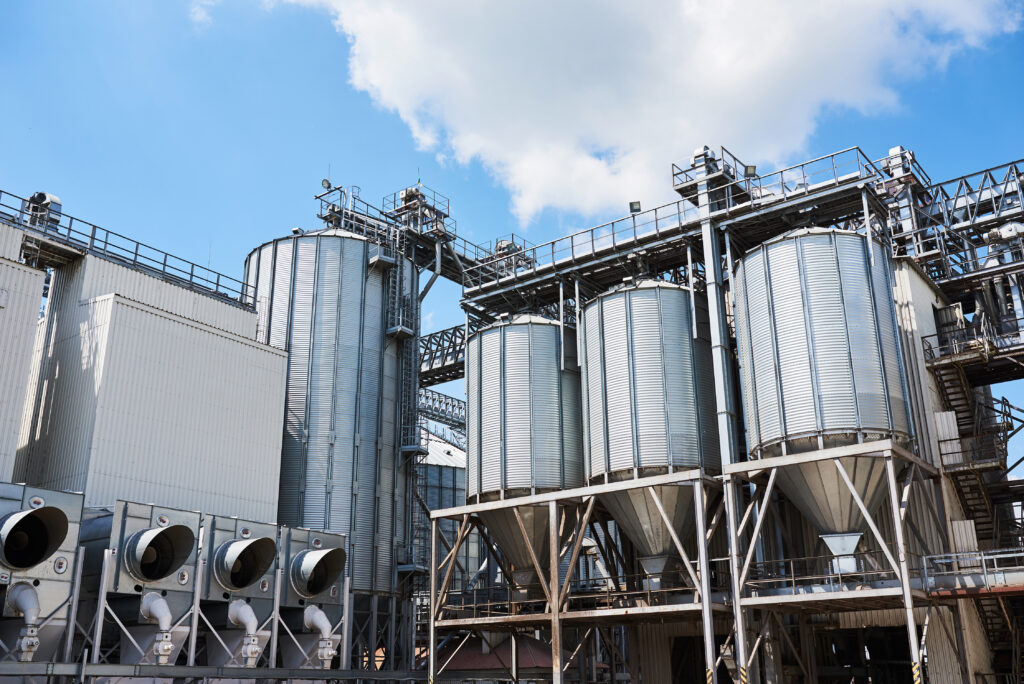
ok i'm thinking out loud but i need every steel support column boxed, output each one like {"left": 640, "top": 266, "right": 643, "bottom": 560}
{"left": 697, "top": 149, "right": 749, "bottom": 684}
{"left": 428, "top": 518, "right": 438, "bottom": 682}
{"left": 549, "top": 500, "right": 563, "bottom": 683}
{"left": 885, "top": 455, "right": 922, "bottom": 682}
{"left": 694, "top": 479, "right": 718, "bottom": 684}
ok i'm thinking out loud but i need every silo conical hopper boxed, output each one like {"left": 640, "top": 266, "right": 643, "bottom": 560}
{"left": 580, "top": 281, "right": 720, "bottom": 589}
{"left": 466, "top": 315, "right": 583, "bottom": 598}
{"left": 733, "top": 229, "right": 912, "bottom": 570}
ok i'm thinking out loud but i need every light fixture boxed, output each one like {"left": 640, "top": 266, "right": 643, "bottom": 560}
{"left": 321, "top": 179, "right": 331, "bottom": 190}
{"left": 629, "top": 201, "right": 641, "bottom": 213}
{"left": 744, "top": 165, "right": 757, "bottom": 178}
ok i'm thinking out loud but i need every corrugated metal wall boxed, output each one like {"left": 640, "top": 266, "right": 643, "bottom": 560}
{"left": 0, "top": 258, "right": 44, "bottom": 480}
{"left": 0, "top": 224, "right": 23, "bottom": 261}
{"left": 246, "top": 233, "right": 413, "bottom": 594}
{"left": 15, "top": 255, "right": 287, "bottom": 521}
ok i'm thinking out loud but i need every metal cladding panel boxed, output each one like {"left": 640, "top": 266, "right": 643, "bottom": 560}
{"left": 0, "top": 223, "right": 22, "bottom": 261}
{"left": 734, "top": 229, "right": 912, "bottom": 456}
{"left": 0, "top": 259, "right": 44, "bottom": 481}
{"left": 466, "top": 334, "right": 480, "bottom": 499}
{"left": 581, "top": 282, "right": 718, "bottom": 479}
{"left": 466, "top": 316, "right": 583, "bottom": 500}
{"left": 76, "top": 256, "right": 255, "bottom": 338}
{"left": 250, "top": 232, "right": 404, "bottom": 594}
{"left": 83, "top": 297, "right": 286, "bottom": 519}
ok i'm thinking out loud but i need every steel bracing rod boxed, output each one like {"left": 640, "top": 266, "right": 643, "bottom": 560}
{"left": 415, "top": 490, "right": 468, "bottom": 578}
{"left": 62, "top": 545, "right": 86, "bottom": 662}
{"left": 899, "top": 463, "right": 918, "bottom": 524}
{"left": 476, "top": 628, "right": 517, "bottom": 682}
{"left": 563, "top": 627, "right": 594, "bottom": 673}
{"left": 646, "top": 485, "right": 702, "bottom": 593}
{"left": 558, "top": 496, "right": 596, "bottom": 608}
{"left": 771, "top": 612, "right": 809, "bottom": 680}
{"left": 738, "top": 468, "right": 778, "bottom": 588}
{"left": 471, "top": 519, "right": 520, "bottom": 590}
{"left": 833, "top": 458, "right": 900, "bottom": 575}
{"left": 91, "top": 549, "right": 113, "bottom": 664}
{"left": 918, "top": 606, "right": 932, "bottom": 661}
{"left": 705, "top": 493, "right": 726, "bottom": 545}
{"left": 187, "top": 556, "right": 205, "bottom": 666}
{"left": 694, "top": 480, "right": 718, "bottom": 684}
{"left": 433, "top": 514, "right": 471, "bottom": 621}
{"left": 513, "top": 506, "right": 554, "bottom": 605}
{"left": 550, "top": 501, "right": 564, "bottom": 683}
{"left": 438, "top": 630, "right": 473, "bottom": 674}
{"left": 714, "top": 631, "right": 734, "bottom": 669}
{"left": 736, "top": 481, "right": 762, "bottom": 540}
{"left": 885, "top": 455, "right": 922, "bottom": 679}
{"left": 598, "top": 518, "right": 634, "bottom": 590}
{"left": 745, "top": 616, "right": 773, "bottom": 671}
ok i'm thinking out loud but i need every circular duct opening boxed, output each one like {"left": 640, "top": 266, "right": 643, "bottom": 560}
{"left": 290, "top": 548, "right": 345, "bottom": 599}
{"left": 124, "top": 525, "right": 195, "bottom": 582}
{"left": 213, "top": 537, "right": 277, "bottom": 591}
{"left": 0, "top": 507, "right": 68, "bottom": 569}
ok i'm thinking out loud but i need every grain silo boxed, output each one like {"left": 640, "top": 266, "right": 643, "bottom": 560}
{"left": 243, "top": 227, "right": 416, "bottom": 620}
{"left": 580, "top": 280, "right": 719, "bottom": 586}
{"left": 732, "top": 228, "right": 912, "bottom": 562}
{"left": 465, "top": 314, "right": 583, "bottom": 592}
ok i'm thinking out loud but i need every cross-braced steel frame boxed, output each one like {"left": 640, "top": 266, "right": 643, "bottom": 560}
{"left": 427, "top": 468, "right": 730, "bottom": 683}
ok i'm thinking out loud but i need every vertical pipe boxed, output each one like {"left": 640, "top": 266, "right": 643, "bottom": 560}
{"left": 886, "top": 455, "right": 921, "bottom": 680}
{"left": 696, "top": 150, "right": 749, "bottom": 680}
{"left": 549, "top": 500, "right": 562, "bottom": 683}
{"left": 428, "top": 519, "right": 438, "bottom": 681}
{"left": 694, "top": 481, "right": 718, "bottom": 684}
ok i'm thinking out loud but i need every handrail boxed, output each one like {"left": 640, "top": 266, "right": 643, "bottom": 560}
{"left": 0, "top": 188, "right": 254, "bottom": 307}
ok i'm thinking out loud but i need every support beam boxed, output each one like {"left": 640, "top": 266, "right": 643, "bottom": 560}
{"left": 559, "top": 496, "right": 596, "bottom": 608}
{"left": 694, "top": 480, "right": 718, "bottom": 684}
{"left": 513, "top": 506, "right": 553, "bottom": 605}
{"left": 739, "top": 468, "right": 778, "bottom": 587}
{"left": 549, "top": 500, "right": 563, "bottom": 684}
{"left": 647, "top": 486, "right": 702, "bottom": 593}
{"left": 885, "top": 455, "right": 922, "bottom": 681}
{"left": 833, "top": 457, "right": 900, "bottom": 574}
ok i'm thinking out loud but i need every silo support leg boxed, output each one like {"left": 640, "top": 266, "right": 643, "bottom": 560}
{"left": 885, "top": 455, "right": 922, "bottom": 681}
{"left": 694, "top": 480, "right": 718, "bottom": 684}
{"left": 549, "top": 500, "right": 563, "bottom": 684}
{"left": 428, "top": 519, "right": 438, "bottom": 682}
{"left": 723, "top": 477, "right": 750, "bottom": 684}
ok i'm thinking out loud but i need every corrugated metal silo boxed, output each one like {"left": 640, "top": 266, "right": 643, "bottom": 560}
{"left": 244, "top": 229, "right": 415, "bottom": 597}
{"left": 733, "top": 228, "right": 912, "bottom": 558}
{"left": 465, "top": 314, "right": 583, "bottom": 589}
{"left": 580, "top": 280, "right": 718, "bottom": 582}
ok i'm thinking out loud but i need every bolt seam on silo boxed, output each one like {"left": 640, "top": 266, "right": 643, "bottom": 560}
{"left": 832, "top": 232, "right": 864, "bottom": 439}
{"left": 861, "top": 234, "right": 897, "bottom": 437}
{"left": 349, "top": 241, "right": 369, "bottom": 578}
{"left": 625, "top": 292, "right": 640, "bottom": 476}
{"left": 761, "top": 242, "right": 788, "bottom": 449}
{"left": 655, "top": 286, "right": 675, "bottom": 472}
{"left": 796, "top": 237, "right": 825, "bottom": 437}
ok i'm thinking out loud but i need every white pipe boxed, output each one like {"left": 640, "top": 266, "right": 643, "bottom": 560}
{"left": 7, "top": 583, "right": 39, "bottom": 626}
{"left": 228, "top": 599, "right": 259, "bottom": 635}
{"left": 302, "top": 605, "right": 332, "bottom": 639}
{"left": 140, "top": 592, "right": 172, "bottom": 632}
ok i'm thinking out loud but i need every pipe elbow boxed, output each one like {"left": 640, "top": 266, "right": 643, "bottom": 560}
{"left": 140, "top": 592, "right": 173, "bottom": 632}
{"left": 302, "top": 605, "right": 333, "bottom": 639}
{"left": 228, "top": 599, "right": 259, "bottom": 635}
{"left": 7, "top": 583, "right": 39, "bottom": 626}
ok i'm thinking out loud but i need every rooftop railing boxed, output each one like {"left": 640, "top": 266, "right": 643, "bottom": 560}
{"left": 0, "top": 189, "right": 254, "bottom": 307}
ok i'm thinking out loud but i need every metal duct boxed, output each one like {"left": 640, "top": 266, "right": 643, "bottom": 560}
{"left": 0, "top": 506, "right": 67, "bottom": 570}
{"left": 290, "top": 547, "right": 346, "bottom": 599}
{"left": 213, "top": 537, "right": 277, "bottom": 592}
{"left": 123, "top": 525, "right": 196, "bottom": 583}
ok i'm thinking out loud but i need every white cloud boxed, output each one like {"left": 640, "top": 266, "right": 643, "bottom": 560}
{"left": 190, "top": 0, "right": 219, "bottom": 26}
{"left": 286, "top": 0, "right": 1021, "bottom": 223}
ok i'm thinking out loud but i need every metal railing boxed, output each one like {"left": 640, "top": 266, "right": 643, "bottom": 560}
{"left": 923, "top": 315, "right": 1024, "bottom": 362}
{"left": 918, "top": 158, "right": 1024, "bottom": 232}
{"left": 923, "top": 548, "right": 1024, "bottom": 594}
{"left": 744, "top": 550, "right": 908, "bottom": 595}
{"left": 0, "top": 189, "right": 254, "bottom": 306}
{"left": 462, "top": 199, "right": 703, "bottom": 290}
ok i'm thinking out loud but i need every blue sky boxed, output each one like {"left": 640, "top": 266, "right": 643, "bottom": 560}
{"left": 2, "top": 1, "right": 1023, "bottom": 461}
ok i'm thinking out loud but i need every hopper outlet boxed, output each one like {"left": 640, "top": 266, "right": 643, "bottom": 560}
{"left": 821, "top": 533, "right": 863, "bottom": 575}
{"left": 478, "top": 505, "right": 558, "bottom": 597}
{"left": 599, "top": 485, "right": 694, "bottom": 569}
{"left": 0, "top": 507, "right": 68, "bottom": 571}
{"left": 638, "top": 556, "right": 673, "bottom": 591}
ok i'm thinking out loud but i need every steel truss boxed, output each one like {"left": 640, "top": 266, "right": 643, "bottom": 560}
{"left": 427, "top": 469, "right": 729, "bottom": 683}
